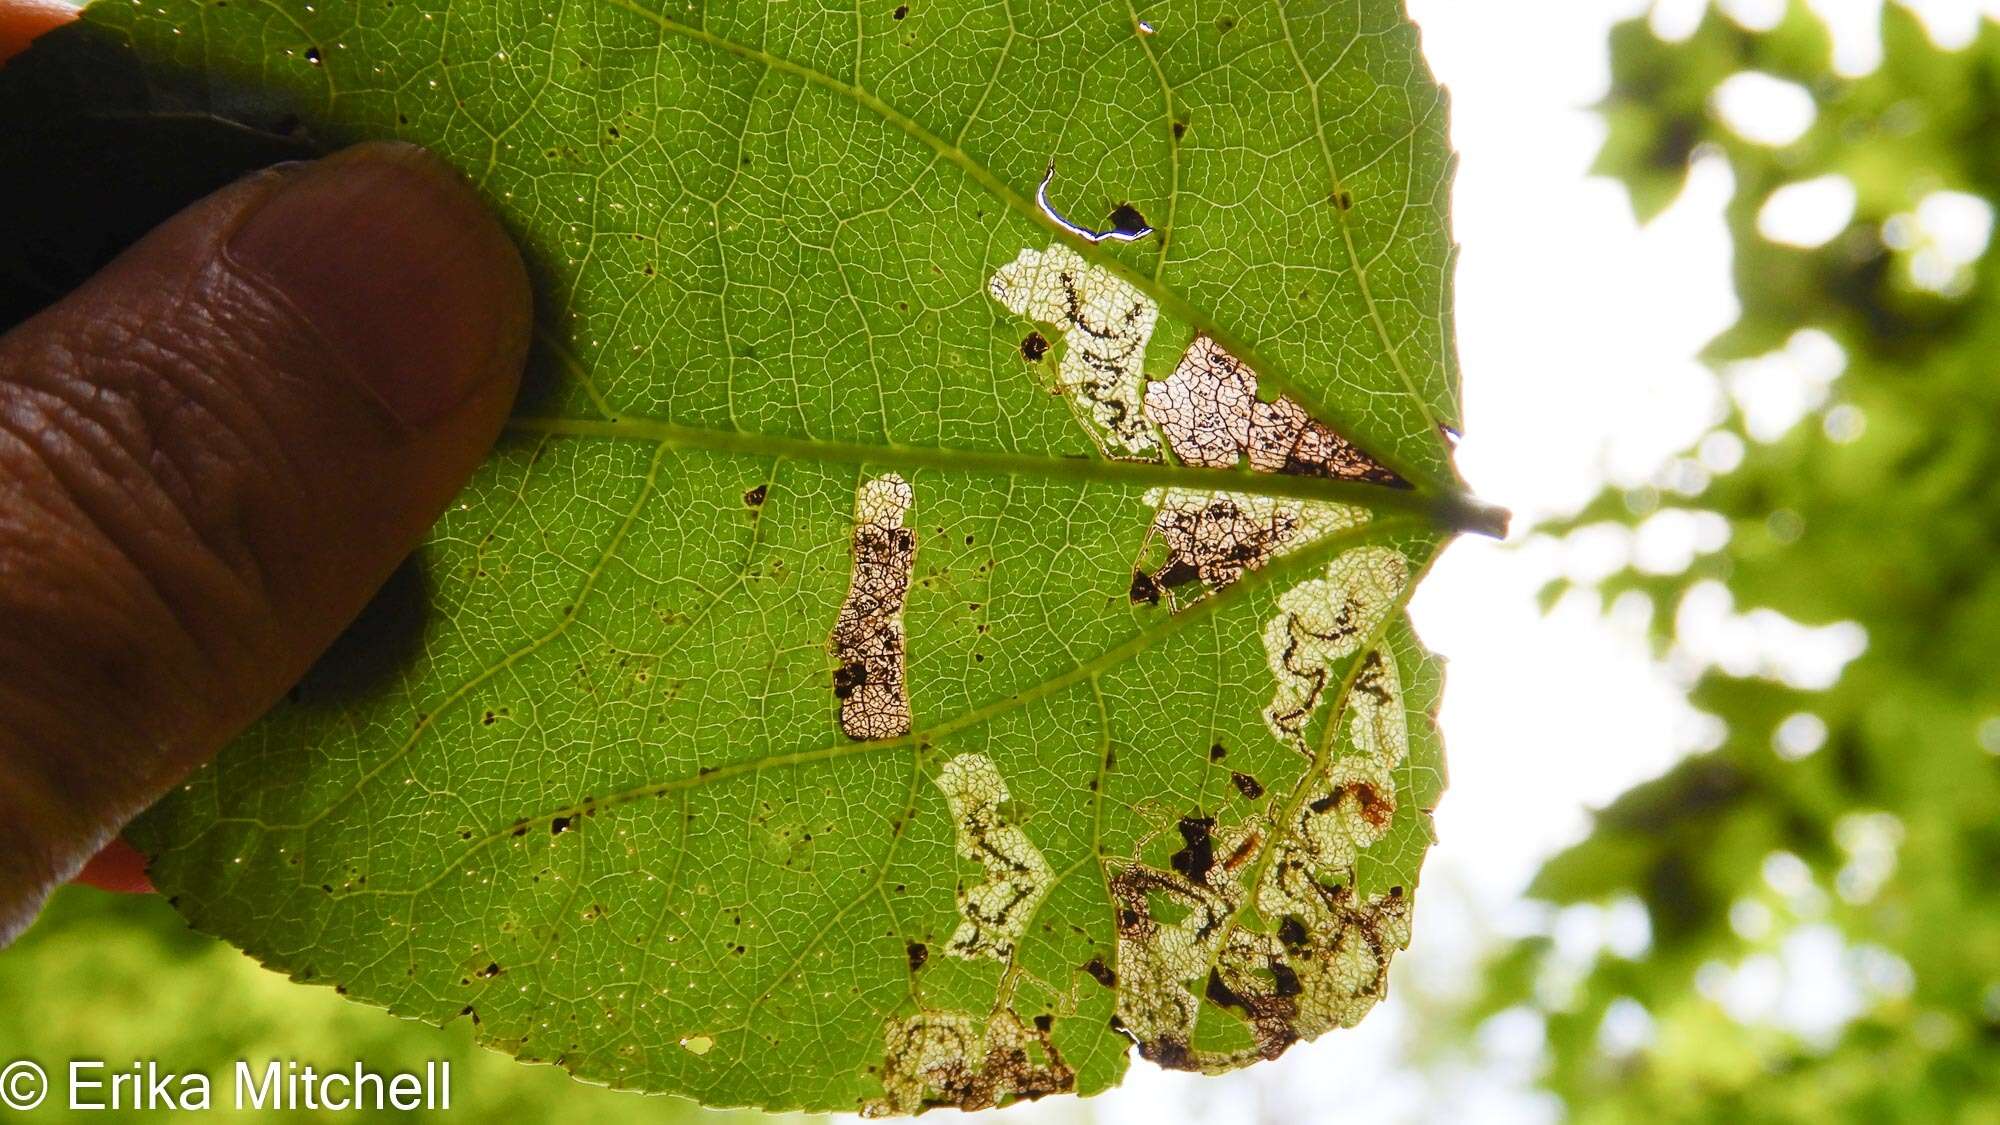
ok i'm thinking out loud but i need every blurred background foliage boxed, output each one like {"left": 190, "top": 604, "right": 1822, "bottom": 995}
{"left": 0, "top": 889, "right": 773, "bottom": 1122}
{"left": 2, "top": 2, "right": 1997, "bottom": 1122}
{"left": 1471, "top": 1, "right": 2000, "bottom": 1120}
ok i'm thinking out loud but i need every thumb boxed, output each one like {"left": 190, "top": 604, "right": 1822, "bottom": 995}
{"left": 0, "top": 141, "right": 531, "bottom": 938}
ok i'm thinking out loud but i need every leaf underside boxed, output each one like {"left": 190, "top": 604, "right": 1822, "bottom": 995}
{"left": 41, "top": 0, "right": 1485, "bottom": 1112}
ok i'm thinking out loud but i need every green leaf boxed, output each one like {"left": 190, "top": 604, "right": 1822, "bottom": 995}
{"left": 28, "top": 0, "right": 1494, "bottom": 1111}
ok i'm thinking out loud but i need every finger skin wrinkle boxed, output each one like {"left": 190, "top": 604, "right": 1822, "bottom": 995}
{"left": 0, "top": 377, "right": 235, "bottom": 739}
{"left": 0, "top": 295, "right": 288, "bottom": 695}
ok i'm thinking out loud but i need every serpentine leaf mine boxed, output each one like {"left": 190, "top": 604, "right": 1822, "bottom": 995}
{"left": 1262, "top": 546, "right": 1410, "bottom": 747}
{"left": 988, "top": 245, "right": 1160, "bottom": 456}
{"left": 934, "top": 753, "right": 1053, "bottom": 961}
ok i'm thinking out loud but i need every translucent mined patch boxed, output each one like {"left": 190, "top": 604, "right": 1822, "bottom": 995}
{"left": 831, "top": 475, "right": 916, "bottom": 740}
{"left": 934, "top": 753, "right": 1052, "bottom": 961}
{"left": 866, "top": 1008, "right": 1072, "bottom": 1116}
{"left": 1144, "top": 335, "right": 1405, "bottom": 484}
{"left": 989, "top": 244, "right": 1159, "bottom": 456}
{"left": 1107, "top": 854, "right": 1245, "bottom": 1062}
{"left": 1262, "top": 546, "right": 1409, "bottom": 746}
{"left": 1106, "top": 812, "right": 1414, "bottom": 1070}
{"left": 1135, "top": 487, "right": 1367, "bottom": 602}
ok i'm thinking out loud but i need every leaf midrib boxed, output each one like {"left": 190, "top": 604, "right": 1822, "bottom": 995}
{"left": 507, "top": 412, "right": 1494, "bottom": 528}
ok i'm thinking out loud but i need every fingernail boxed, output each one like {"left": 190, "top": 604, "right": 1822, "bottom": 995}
{"left": 225, "top": 142, "right": 525, "bottom": 426}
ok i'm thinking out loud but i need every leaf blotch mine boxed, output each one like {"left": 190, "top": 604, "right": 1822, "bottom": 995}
{"left": 867, "top": 1010, "right": 1073, "bottom": 1116}
{"left": 830, "top": 476, "right": 916, "bottom": 740}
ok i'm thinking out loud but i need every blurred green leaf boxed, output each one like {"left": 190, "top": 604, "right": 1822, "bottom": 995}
{"left": 1484, "top": 3, "right": 2000, "bottom": 1119}
{"left": 0, "top": 888, "right": 775, "bottom": 1123}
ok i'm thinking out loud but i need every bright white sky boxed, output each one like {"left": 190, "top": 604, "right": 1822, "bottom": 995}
{"left": 944, "top": 2, "right": 1997, "bottom": 1122}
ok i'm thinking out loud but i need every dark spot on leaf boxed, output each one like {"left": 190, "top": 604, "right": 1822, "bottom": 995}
{"left": 1156, "top": 557, "right": 1199, "bottom": 589}
{"left": 1129, "top": 569, "right": 1161, "bottom": 605}
{"left": 1205, "top": 967, "right": 1249, "bottom": 1012}
{"left": 1270, "top": 961, "right": 1303, "bottom": 998}
{"left": 1231, "top": 771, "right": 1263, "bottom": 800}
{"left": 1209, "top": 743, "right": 1227, "bottom": 762}
{"left": 1334, "top": 190, "right": 1353, "bottom": 210}
{"left": 743, "top": 484, "right": 767, "bottom": 507}
{"left": 893, "top": 3, "right": 908, "bottom": 17}
{"left": 1020, "top": 330, "right": 1049, "bottom": 361}
{"left": 1278, "top": 916, "right": 1308, "bottom": 948}
{"left": 1033, "top": 1013, "right": 1053, "bottom": 1032}
{"left": 1083, "top": 957, "right": 1117, "bottom": 987}
{"left": 551, "top": 815, "right": 572, "bottom": 835}
{"left": 1172, "top": 119, "right": 1187, "bottom": 140}
{"left": 1107, "top": 202, "right": 1148, "bottom": 237}
{"left": 477, "top": 962, "right": 503, "bottom": 979}
{"left": 1169, "top": 816, "right": 1216, "bottom": 883}
{"left": 304, "top": 47, "right": 321, "bottom": 64}
{"left": 1143, "top": 1037, "right": 1195, "bottom": 1070}
{"left": 1215, "top": 14, "right": 1236, "bottom": 32}
{"left": 906, "top": 941, "right": 928, "bottom": 971}
{"left": 833, "top": 660, "right": 868, "bottom": 699}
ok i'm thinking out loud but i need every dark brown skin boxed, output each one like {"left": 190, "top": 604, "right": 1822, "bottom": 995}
{"left": 0, "top": 3, "right": 533, "bottom": 941}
